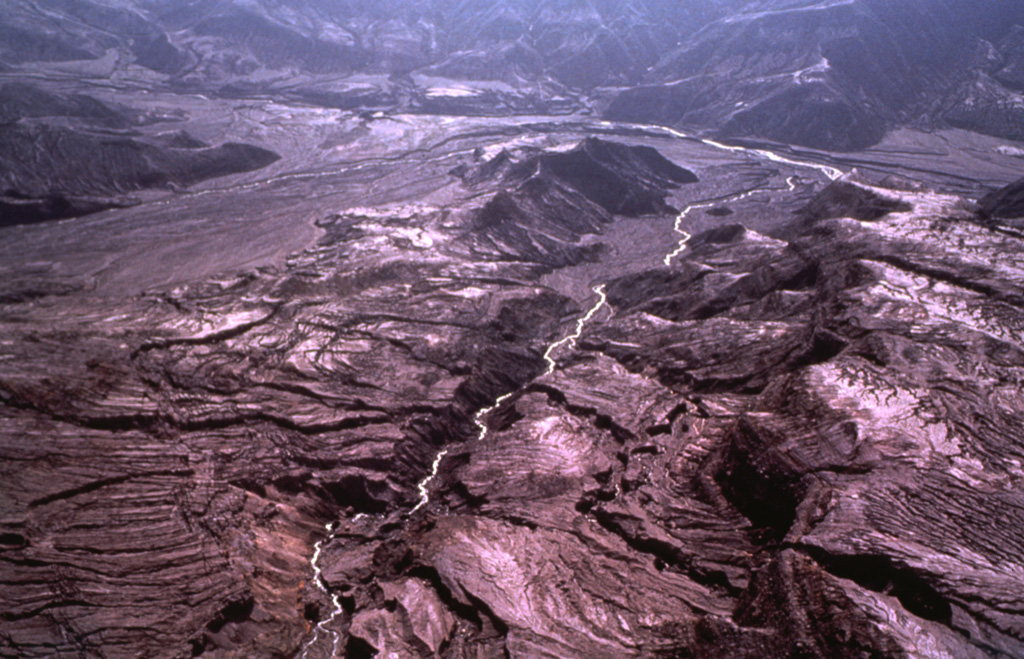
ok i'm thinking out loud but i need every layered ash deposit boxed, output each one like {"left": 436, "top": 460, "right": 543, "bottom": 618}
{"left": 2, "top": 131, "right": 1024, "bottom": 658}
{"left": 328, "top": 176, "right": 1024, "bottom": 659}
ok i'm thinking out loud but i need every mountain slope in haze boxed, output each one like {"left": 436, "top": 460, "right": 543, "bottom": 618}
{"left": 0, "top": 0, "right": 186, "bottom": 73}
{"left": 2, "top": 0, "right": 1022, "bottom": 151}
{"left": 607, "top": 0, "right": 1024, "bottom": 150}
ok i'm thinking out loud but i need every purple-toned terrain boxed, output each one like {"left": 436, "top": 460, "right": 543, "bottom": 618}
{"left": 2, "top": 1, "right": 1024, "bottom": 657}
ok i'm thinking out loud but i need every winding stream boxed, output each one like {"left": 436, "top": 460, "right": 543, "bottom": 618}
{"left": 299, "top": 123, "right": 845, "bottom": 656}
{"left": 664, "top": 174, "right": 801, "bottom": 265}
{"left": 299, "top": 523, "right": 343, "bottom": 659}
{"left": 665, "top": 187, "right": 764, "bottom": 266}
{"left": 619, "top": 121, "right": 845, "bottom": 182}
{"left": 542, "top": 285, "right": 608, "bottom": 376}
{"left": 410, "top": 284, "right": 608, "bottom": 514}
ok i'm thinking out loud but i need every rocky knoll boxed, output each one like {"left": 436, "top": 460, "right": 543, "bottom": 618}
{"left": 461, "top": 138, "right": 697, "bottom": 267}
{"left": 2, "top": 137, "right": 1024, "bottom": 658}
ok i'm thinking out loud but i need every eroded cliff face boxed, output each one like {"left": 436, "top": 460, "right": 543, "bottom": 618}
{"left": 2, "top": 135, "right": 1023, "bottom": 657}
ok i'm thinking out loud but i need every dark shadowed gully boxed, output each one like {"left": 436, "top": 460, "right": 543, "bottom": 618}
{"left": 2, "top": 1, "right": 1024, "bottom": 658}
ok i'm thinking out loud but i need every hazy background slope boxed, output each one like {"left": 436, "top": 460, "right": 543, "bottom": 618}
{"left": 1, "top": 0, "right": 1021, "bottom": 150}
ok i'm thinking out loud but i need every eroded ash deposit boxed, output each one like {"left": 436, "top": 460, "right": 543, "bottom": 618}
{"left": 3, "top": 135, "right": 1024, "bottom": 657}
{"left": 2, "top": 1, "right": 1024, "bottom": 656}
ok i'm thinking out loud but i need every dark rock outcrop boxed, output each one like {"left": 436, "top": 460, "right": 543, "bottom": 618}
{"left": 0, "top": 121, "right": 281, "bottom": 226}
{"left": 0, "top": 82, "right": 130, "bottom": 127}
{"left": 506, "top": 137, "right": 699, "bottom": 215}
{"left": 0, "top": 193, "right": 132, "bottom": 228}
{"left": 463, "top": 138, "right": 697, "bottom": 267}
{"left": 980, "top": 176, "right": 1024, "bottom": 220}
{"left": 0, "top": 125, "right": 280, "bottom": 197}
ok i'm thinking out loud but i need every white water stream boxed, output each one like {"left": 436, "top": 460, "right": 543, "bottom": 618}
{"left": 409, "top": 283, "right": 608, "bottom": 515}
{"left": 542, "top": 285, "right": 608, "bottom": 376}
{"left": 299, "top": 122, "right": 844, "bottom": 656}
{"left": 664, "top": 174, "right": 802, "bottom": 265}
{"left": 299, "top": 523, "right": 343, "bottom": 659}
{"left": 613, "top": 121, "right": 845, "bottom": 182}
{"left": 665, "top": 186, "right": 763, "bottom": 266}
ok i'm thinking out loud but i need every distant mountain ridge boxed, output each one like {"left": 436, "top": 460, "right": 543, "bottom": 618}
{"left": 0, "top": 0, "right": 1021, "bottom": 150}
